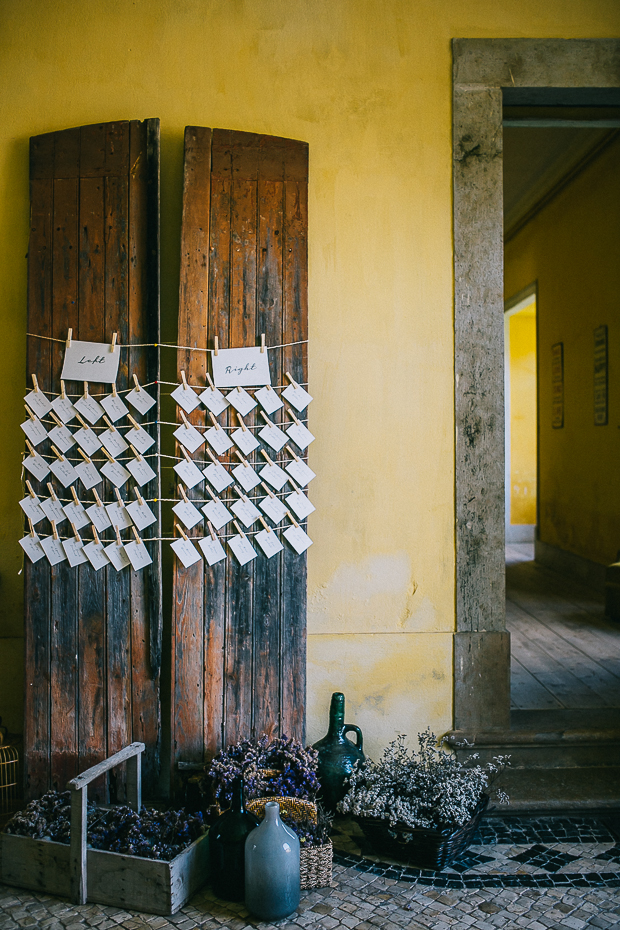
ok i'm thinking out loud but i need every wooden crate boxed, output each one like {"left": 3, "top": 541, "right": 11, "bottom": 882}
{"left": 0, "top": 743, "right": 209, "bottom": 915}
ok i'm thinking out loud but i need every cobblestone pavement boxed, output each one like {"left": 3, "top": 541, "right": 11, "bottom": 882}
{"left": 3, "top": 865, "right": 620, "bottom": 930}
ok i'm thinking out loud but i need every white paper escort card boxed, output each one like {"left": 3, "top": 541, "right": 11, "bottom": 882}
{"left": 126, "top": 499, "right": 157, "bottom": 531}
{"left": 254, "top": 385, "right": 283, "bottom": 415}
{"left": 171, "top": 536, "right": 202, "bottom": 568}
{"left": 285, "top": 457, "right": 315, "bottom": 487}
{"left": 101, "top": 459, "right": 131, "bottom": 489}
{"left": 74, "top": 391, "right": 105, "bottom": 425}
{"left": 105, "top": 541, "right": 131, "bottom": 572}
{"left": 75, "top": 458, "right": 101, "bottom": 491}
{"left": 61, "top": 340, "right": 121, "bottom": 384}
{"left": 255, "top": 528, "right": 284, "bottom": 559}
{"left": 202, "top": 498, "right": 232, "bottom": 531}
{"left": 49, "top": 453, "right": 79, "bottom": 488}
{"left": 199, "top": 384, "right": 229, "bottom": 416}
{"left": 100, "top": 392, "right": 128, "bottom": 422}
{"left": 20, "top": 493, "right": 45, "bottom": 524}
{"left": 40, "top": 495, "right": 65, "bottom": 525}
{"left": 86, "top": 501, "right": 111, "bottom": 533}
{"left": 126, "top": 422, "right": 155, "bottom": 453}
{"left": 63, "top": 536, "right": 88, "bottom": 568}
{"left": 232, "top": 461, "right": 260, "bottom": 493}
{"left": 20, "top": 532, "right": 46, "bottom": 563}
{"left": 198, "top": 534, "right": 227, "bottom": 566}
{"left": 231, "top": 427, "right": 259, "bottom": 456}
{"left": 283, "top": 524, "right": 313, "bottom": 554}
{"left": 126, "top": 384, "right": 156, "bottom": 414}
{"left": 285, "top": 488, "right": 315, "bottom": 520}
{"left": 211, "top": 347, "right": 271, "bottom": 388}
{"left": 258, "top": 420, "right": 287, "bottom": 452}
{"left": 100, "top": 425, "right": 129, "bottom": 458}
{"left": 285, "top": 420, "right": 314, "bottom": 451}
{"left": 51, "top": 394, "right": 77, "bottom": 423}
{"left": 127, "top": 455, "right": 157, "bottom": 487}
{"left": 62, "top": 500, "right": 89, "bottom": 530}
{"left": 171, "top": 381, "right": 201, "bottom": 414}
{"left": 48, "top": 422, "right": 75, "bottom": 454}
{"left": 174, "top": 457, "right": 204, "bottom": 489}
{"left": 21, "top": 416, "right": 48, "bottom": 446}
{"left": 228, "top": 532, "right": 257, "bottom": 566}
{"left": 259, "top": 462, "right": 289, "bottom": 492}
{"left": 25, "top": 388, "right": 52, "bottom": 418}
{"left": 205, "top": 424, "right": 233, "bottom": 455}
{"left": 105, "top": 501, "right": 133, "bottom": 530}
{"left": 172, "top": 498, "right": 203, "bottom": 530}
{"left": 125, "top": 538, "right": 153, "bottom": 570}
{"left": 41, "top": 534, "right": 67, "bottom": 566}
{"left": 226, "top": 386, "right": 257, "bottom": 416}
{"left": 174, "top": 421, "right": 205, "bottom": 453}
{"left": 259, "top": 494, "right": 287, "bottom": 525}
{"left": 230, "top": 494, "right": 260, "bottom": 528}
{"left": 74, "top": 424, "right": 102, "bottom": 456}
{"left": 23, "top": 450, "right": 50, "bottom": 481}
{"left": 282, "top": 381, "right": 312, "bottom": 413}
{"left": 83, "top": 539, "right": 110, "bottom": 571}
{"left": 203, "top": 461, "right": 233, "bottom": 493}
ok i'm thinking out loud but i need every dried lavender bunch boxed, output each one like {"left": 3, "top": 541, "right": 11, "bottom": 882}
{"left": 88, "top": 806, "right": 205, "bottom": 860}
{"left": 205, "top": 734, "right": 320, "bottom": 807}
{"left": 338, "top": 730, "right": 509, "bottom": 831}
{"left": 269, "top": 803, "right": 332, "bottom": 847}
{"left": 5, "top": 790, "right": 98, "bottom": 843}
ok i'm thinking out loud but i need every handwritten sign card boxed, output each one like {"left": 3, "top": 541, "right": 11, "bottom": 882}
{"left": 50, "top": 394, "right": 77, "bottom": 423}
{"left": 23, "top": 450, "right": 50, "bottom": 482}
{"left": 230, "top": 495, "right": 260, "bottom": 528}
{"left": 231, "top": 427, "right": 259, "bottom": 456}
{"left": 101, "top": 459, "right": 131, "bottom": 489}
{"left": 211, "top": 347, "right": 271, "bottom": 388}
{"left": 259, "top": 494, "right": 287, "bottom": 525}
{"left": 174, "top": 421, "right": 205, "bottom": 454}
{"left": 126, "top": 385, "right": 156, "bottom": 415}
{"left": 48, "top": 422, "right": 75, "bottom": 454}
{"left": 127, "top": 455, "right": 157, "bottom": 487}
{"left": 86, "top": 501, "right": 112, "bottom": 533}
{"left": 232, "top": 462, "right": 260, "bottom": 493}
{"left": 62, "top": 500, "right": 89, "bottom": 530}
{"left": 100, "top": 426, "right": 129, "bottom": 458}
{"left": 258, "top": 420, "right": 287, "bottom": 452}
{"left": 63, "top": 536, "right": 88, "bottom": 568}
{"left": 41, "top": 535, "right": 68, "bottom": 566}
{"left": 172, "top": 498, "right": 203, "bottom": 530}
{"left": 75, "top": 459, "right": 102, "bottom": 491}
{"left": 205, "top": 425, "right": 233, "bottom": 456}
{"left": 105, "top": 501, "right": 133, "bottom": 531}
{"left": 126, "top": 424, "right": 155, "bottom": 454}
{"left": 40, "top": 496, "right": 65, "bottom": 525}
{"left": 20, "top": 493, "right": 45, "bottom": 524}
{"left": 49, "top": 455, "right": 79, "bottom": 488}
{"left": 61, "top": 340, "right": 121, "bottom": 384}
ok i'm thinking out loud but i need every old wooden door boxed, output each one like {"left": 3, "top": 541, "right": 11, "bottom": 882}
{"left": 24, "top": 120, "right": 161, "bottom": 799}
{"left": 171, "top": 128, "right": 309, "bottom": 775}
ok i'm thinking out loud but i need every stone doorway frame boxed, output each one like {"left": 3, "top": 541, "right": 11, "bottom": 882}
{"left": 452, "top": 39, "right": 620, "bottom": 732}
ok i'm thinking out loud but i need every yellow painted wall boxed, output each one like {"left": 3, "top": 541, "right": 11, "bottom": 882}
{"left": 1, "top": 1, "right": 619, "bottom": 751}
{"left": 508, "top": 303, "right": 537, "bottom": 525}
{"left": 505, "top": 135, "right": 620, "bottom": 566}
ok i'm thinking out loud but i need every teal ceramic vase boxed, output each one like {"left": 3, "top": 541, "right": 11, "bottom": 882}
{"left": 209, "top": 776, "right": 259, "bottom": 901}
{"left": 313, "top": 691, "right": 365, "bottom": 811}
{"left": 245, "top": 801, "right": 300, "bottom": 921}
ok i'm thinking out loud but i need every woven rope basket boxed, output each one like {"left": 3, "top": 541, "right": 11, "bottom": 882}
{"left": 247, "top": 797, "right": 332, "bottom": 889}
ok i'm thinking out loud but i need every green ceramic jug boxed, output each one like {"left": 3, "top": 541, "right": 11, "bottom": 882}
{"left": 313, "top": 692, "right": 364, "bottom": 811}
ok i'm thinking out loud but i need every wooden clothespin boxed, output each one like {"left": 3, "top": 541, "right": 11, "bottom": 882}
{"left": 26, "top": 480, "right": 37, "bottom": 499}
{"left": 288, "top": 477, "right": 301, "bottom": 495}
{"left": 286, "top": 509, "right": 300, "bottom": 529}
{"left": 47, "top": 482, "right": 58, "bottom": 501}
{"left": 206, "top": 372, "right": 216, "bottom": 391}
{"left": 180, "top": 370, "right": 189, "bottom": 390}
{"left": 51, "top": 520, "right": 59, "bottom": 541}
{"left": 260, "top": 410, "right": 274, "bottom": 426}
{"left": 71, "top": 521, "right": 81, "bottom": 543}
{"left": 110, "top": 332, "right": 118, "bottom": 353}
{"left": 233, "top": 519, "right": 246, "bottom": 538}
{"left": 51, "top": 444, "right": 65, "bottom": 461}
{"left": 207, "top": 520, "right": 217, "bottom": 542}
{"left": 71, "top": 486, "right": 81, "bottom": 506}
{"left": 83, "top": 381, "right": 89, "bottom": 397}
{"left": 260, "top": 481, "right": 276, "bottom": 499}
{"left": 213, "top": 336, "right": 219, "bottom": 356}
{"left": 60, "top": 380, "right": 67, "bottom": 399}
{"left": 102, "top": 448, "right": 116, "bottom": 464}
{"left": 93, "top": 488, "right": 104, "bottom": 509}
{"left": 285, "top": 444, "right": 300, "bottom": 462}
{"left": 103, "top": 415, "right": 117, "bottom": 432}
{"left": 134, "top": 486, "right": 144, "bottom": 506}
{"left": 236, "top": 411, "right": 248, "bottom": 432}
{"left": 31, "top": 374, "right": 40, "bottom": 393}
{"left": 75, "top": 412, "right": 90, "bottom": 431}
{"left": 179, "top": 485, "right": 190, "bottom": 504}
{"left": 175, "top": 522, "right": 189, "bottom": 542}
{"left": 285, "top": 371, "right": 299, "bottom": 390}
{"left": 112, "top": 383, "right": 118, "bottom": 397}
{"left": 286, "top": 406, "right": 301, "bottom": 426}
{"left": 25, "top": 404, "right": 37, "bottom": 421}
{"left": 115, "top": 526, "right": 123, "bottom": 547}
{"left": 25, "top": 439, "right": 37, "bottom": 458}
{"left": 234, "top": 449, "right": 250, "bottom": 467}
{"left": 260, "top": 333, "right": 266, "bottom": 354}
{"left": 127, "top": 414, "right": 140, "bottom": 431}
{"left": 180, "top": 410, "right": 192, "bottom": 430}
{"left": 78, "top": 448, "right": 92, "bottom": 464}
{"left": 129, "top": 442, "right": 143, "bottom": 461}
{"left": 28, "top": 517, "right": 36, "bottom": 538}
{"left": 206, "top": 447, "right": 219, "bottom": 464}
{"left": 114, "top": 487, "right": 125, "bottom": 507}
{"left": 133, "top": 374, "right": 142, "bottom": 392}
{"left": 233, "top": 484, "right": 248, "bottom": 502}
{"left": 92, "top": 525, "right": 101, "bottom": 546}
{"left": 206, "top": 484, "right": 218, "bottom": 501}
{"left": 131, "top": 526, "right": 141, "bottom": 545}
{"left": 50, "top": 410, "right": 64, "bottom": 428}
{"left": 181, "top": 447, "right": 193, "bottom": 464}
{"left": 66, "top": 329, "right": 72, "bottom": 348}
{"left": 260, "top": 448, "right": 275, "bottom": 466}
{"left": 237, "top": 385, "right": 242, "bottom": 393}
{"left": 209, "top": 411, "right": 222, "bottom": 431}
{"left": 258, "top": 514, "right": 272, "bottom": 533}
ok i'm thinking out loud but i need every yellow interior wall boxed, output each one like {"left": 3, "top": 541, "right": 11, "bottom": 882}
{"left": 508, "top": 304, "right": 537, "bottom": 525}
{"left": 505, "top": 135, "right": 620, "bottom": 566}
{"left": 1, "top": 0, "right": 619, "bottom": 751}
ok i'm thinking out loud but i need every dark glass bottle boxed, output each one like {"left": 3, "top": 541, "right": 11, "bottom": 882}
{"left": 209, "top": 776, "right": 259, "bottom": 901}
{"left": 313, "top": 692, "right": 365, "bottom": 811}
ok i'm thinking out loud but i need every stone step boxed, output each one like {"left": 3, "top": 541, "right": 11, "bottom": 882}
{"left": 490, "top": 766, "right": 620, "bottom": 811}
{"left": 447, "top": 725, "right": 620, "bottom": 768}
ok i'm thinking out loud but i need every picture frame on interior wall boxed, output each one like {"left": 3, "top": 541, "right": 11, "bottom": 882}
{"left": 551, "top": 343, "right": 564, "bottom": 429}
{"left": 593, "top": 325, "right": 608, "bottom": 426}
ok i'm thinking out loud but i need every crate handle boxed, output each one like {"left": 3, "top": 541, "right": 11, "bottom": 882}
{"left": 67, "top": 741, "right": 145, "bottom": 905}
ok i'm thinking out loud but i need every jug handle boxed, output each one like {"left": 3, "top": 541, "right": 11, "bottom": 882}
{"left": 343, "top": 724, "right": 363, "bottom": 753}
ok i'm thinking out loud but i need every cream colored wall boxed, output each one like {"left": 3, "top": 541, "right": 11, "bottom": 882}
{"left": 505, "top": 135, "right": 620, "bottom": 566}
{"left": 1, "top": 1, "right": 619, "bottom": 751}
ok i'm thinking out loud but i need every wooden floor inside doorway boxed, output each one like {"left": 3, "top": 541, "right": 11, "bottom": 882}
{"left": 507, "top": 543, "right": 620, "bottom": 726}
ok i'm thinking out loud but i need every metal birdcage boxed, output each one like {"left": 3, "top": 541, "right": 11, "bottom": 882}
{"left": 0, "top": 718, "right": 20, "bottom": 817}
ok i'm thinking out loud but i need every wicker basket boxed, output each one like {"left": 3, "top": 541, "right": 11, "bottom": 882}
{"left": 247, "top": 797, "right": 332, "bottom": 889}
{"left": 356, "top": 794, "right": 489, "bottom": 871}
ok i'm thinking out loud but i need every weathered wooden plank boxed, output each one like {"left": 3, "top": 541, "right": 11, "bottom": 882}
{"left": 70, "top": 787, "right": 87, "bottom": 904}
{"left": 510, "top": 656, "right": 564, "bottom": 710}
